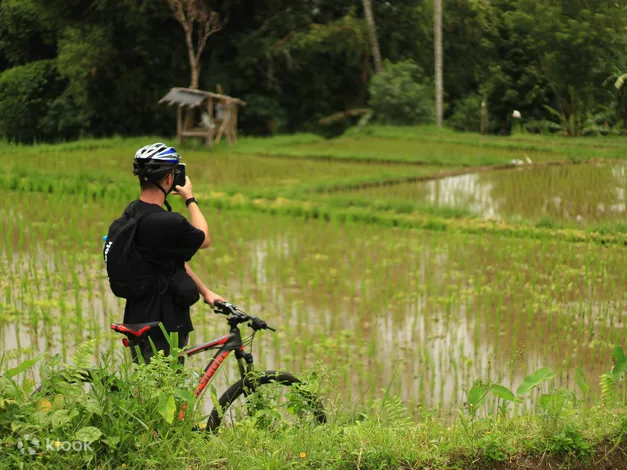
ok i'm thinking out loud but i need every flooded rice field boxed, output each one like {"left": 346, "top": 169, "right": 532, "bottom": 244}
{"left": 342, "top": 162, "right": 627, "bottom": 225}
{"left": 2, "top": 189, "right": 626, "bottom": 416}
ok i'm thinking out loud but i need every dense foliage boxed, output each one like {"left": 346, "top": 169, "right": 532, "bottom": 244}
{"left": 0, "top": 0, "right": 626, "bottom": 142}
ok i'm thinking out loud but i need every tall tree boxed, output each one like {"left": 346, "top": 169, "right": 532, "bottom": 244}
{"left": 434, "top": 0, "right": 443, "bottom": 127}
{"left": 361, "top": 0, "right": 382, "bottom": 74}
{"left": 167, "top": 0, "right": 225, "bottom": 89}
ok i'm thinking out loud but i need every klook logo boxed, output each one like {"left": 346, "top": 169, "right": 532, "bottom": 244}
{"left": 16, "top": 434, "right": 40, "bottom": 455}
{"left": 16, "top": 434, "right": 94, "bottom": 454}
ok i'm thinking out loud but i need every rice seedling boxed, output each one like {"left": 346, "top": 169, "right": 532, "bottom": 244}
{"left": 332, "top": 162, "right": 627, "bottom": 227}
{"left": 2, "top": 185, "right": 626, "bottom": 418}
{"left": 2, "top": 129, "right": 627, "bottom": 443}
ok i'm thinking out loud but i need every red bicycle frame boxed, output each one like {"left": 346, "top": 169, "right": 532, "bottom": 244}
{"left": 185, "top": 327, "right": 251, "bottom": 398}
{"left": 175, "top": 321, "right": 255, "bottom": 421}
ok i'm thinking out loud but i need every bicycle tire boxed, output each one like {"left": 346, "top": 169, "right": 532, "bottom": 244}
{"left": 206, "top": 370, "right": 326, "bottom": 431}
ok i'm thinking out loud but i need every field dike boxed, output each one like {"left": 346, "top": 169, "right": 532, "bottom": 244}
{"left": 2, "top": 163, "right": 627, "bottom": 247}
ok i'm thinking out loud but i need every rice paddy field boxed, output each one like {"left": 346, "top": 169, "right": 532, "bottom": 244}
{"left": 2, "top": 125, "right": 627, "bottom": 422}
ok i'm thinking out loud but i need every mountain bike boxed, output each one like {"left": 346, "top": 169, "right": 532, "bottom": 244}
{"left": 110, "top": 300, "right": 327, "bottom": 431}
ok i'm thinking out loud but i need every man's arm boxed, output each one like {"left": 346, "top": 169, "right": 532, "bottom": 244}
{"left": 187, "top": 201, "right": 210, "bottom": 248}
{"left": 174, "top": 176, "right": 210, "bottom": 249}
{"left": 185, "top": 262, "right": 225, "bottom": 306}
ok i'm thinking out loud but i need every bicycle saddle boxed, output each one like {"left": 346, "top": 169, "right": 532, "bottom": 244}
{"left": 110, "top": 322, "right": 161, "bottom": 337}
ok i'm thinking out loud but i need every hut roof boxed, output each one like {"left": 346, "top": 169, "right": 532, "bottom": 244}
{"left": 158, "top": 87, "right": 246, "bottom": 107}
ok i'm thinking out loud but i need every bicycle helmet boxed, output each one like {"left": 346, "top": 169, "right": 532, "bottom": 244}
{"left": 132, "top": 142, "right": 181, "bottom": 211}
{"left": 133, "top": 142, "right": 180, "bottom": 181}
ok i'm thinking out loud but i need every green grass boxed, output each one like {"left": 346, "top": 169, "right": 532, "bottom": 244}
{"left": 3, "top": 349, "right": 627, "bottom": 469}
{"left": 1, "top": 138, "right": 452, "bottom": 196}
{"left": 226, "top": 124, "right": 627, "bottom": 165}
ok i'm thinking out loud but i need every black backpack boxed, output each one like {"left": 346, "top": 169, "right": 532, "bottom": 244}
{"left": 103, "top": 201, "right": 163, "bottom": 299}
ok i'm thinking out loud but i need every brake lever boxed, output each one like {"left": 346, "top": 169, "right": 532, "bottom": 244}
{"left": 249, "top": 317, "right": 276, "bottom": 332}
{"left": 212, "top": 301, "right": 237, "bottom": 316}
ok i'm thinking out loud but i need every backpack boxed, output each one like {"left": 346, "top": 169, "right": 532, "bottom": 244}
{"left": 103, "top": 201, "right": 164, "bottom": 299}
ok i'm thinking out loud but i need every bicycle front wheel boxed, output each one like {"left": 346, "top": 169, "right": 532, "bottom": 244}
{"left": 206, "top": 370, "right": 326, "bottom": 431}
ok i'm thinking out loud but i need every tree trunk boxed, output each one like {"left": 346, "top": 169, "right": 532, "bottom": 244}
{"left": 185, "top": 43, "right": 199, "bottom": 130}
{"left": 362, "top": 0, "right": 382, "bottom": 75}
{"left": 434, "top": 0, "right": 443, "bottom": 128}
{"left": 184, "top": 59, "right": 201, "bottom": 130}
{"left": 190, "top": 60, "right": 199, "bottom": 90}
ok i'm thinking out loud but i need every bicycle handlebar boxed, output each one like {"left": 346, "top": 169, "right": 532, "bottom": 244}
{"left": 213, "top": 300, "right": 237, "bottom": 315}
{"left": 212, "top": 300, "right": 276, "bottom": 332}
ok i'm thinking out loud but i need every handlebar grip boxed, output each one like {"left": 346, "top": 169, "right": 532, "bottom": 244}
{"left": 213, "top": 300, "right": 237, "bottom": 315}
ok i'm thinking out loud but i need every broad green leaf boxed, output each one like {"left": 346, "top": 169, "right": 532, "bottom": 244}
{"left": 574, "top": 366, "right": 589, "bottom": 395}
{"left": 51, "top": 409, "right": 72, "bottom": 427}
{"left": 467, "top": 383, "right": 487, "bottom": 408}
{"left": 538, "top": 392, "right": 566, "bottom": 412}
{"left": 612, "top": 346, "right": 627, "bottom": 375}
{"left": 6, "top": 355, "right": 43, "bottom": 378}
{"left": 82, "top": 399, "right": 103, "bottom": 416}
{"left": 103, "top": 436, "right": 120, "bottom": 448}
{"left": 491, "top": 384, "right": 516, "bottom": 401}
{"left": 158, "top": 392, "right": 176, "bottom": 424}
{"left": 11, "top": 420, "right": 25, "bottom": 432}
{"left": 175, "top": 389, "right": 195, "bottom": 403}
{"left": 516, "top": 367, "right": 556, "bottom": 396}
{"left": 75, "top": 426, "right": 102, "bottom": 443}
{"left": 209, "top": 384, "right": 219, "bottom": 409}
{"left": 53, "top": 394, "right": 65, "bottom": 409}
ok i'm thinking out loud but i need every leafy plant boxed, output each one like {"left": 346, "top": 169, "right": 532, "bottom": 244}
{"left": 368, "top": 59, "right": 435, "bottom": 126}
{"left": 600, "top": 346, "right": 627, "bottom": 406}
{"left": 448, "top": 94, "right": 483, "bottom": 133}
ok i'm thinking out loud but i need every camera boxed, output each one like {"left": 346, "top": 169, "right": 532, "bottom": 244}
{"left": 174, "top": 163, "right": 186, "bottom": 188}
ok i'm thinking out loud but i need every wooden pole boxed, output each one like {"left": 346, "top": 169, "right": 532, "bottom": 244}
{"left": 227, "top": 101, "right": 234, "bottom": 145}
{"left": 177, "top": 105, "right": 183, "bottom": 145}
{"left": 233, "top": 104, "right": 238, "bottom": 144}
{"left": 227, "top": 102, "right": 233, "bottom": 145}
{"left": 206, "top": 97, "right": 214, "bottom": 148}
{"left": 215, "top": 100, "right": 230, "bottom": 144}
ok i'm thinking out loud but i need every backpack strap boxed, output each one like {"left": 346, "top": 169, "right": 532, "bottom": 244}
{"left": 120, "top": 201, "right": 164, "bottom": 258}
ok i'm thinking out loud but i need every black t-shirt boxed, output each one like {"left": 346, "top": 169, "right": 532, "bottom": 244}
{"left": 122, "top": 200, "right": 205, "bottom": 335}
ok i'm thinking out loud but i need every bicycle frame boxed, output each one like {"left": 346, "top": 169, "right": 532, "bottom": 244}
{"left": 184, "top": 324, "right": 254, "bottom": 399}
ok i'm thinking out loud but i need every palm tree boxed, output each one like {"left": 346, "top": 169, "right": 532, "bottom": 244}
{"left": 434, "top": 0, "right": 443, "bottom": 127}
{"left": 362, "top": 0, "right": 382, "bottom": 74}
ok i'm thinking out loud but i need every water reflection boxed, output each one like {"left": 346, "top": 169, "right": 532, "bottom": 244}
{"left": 357, "top": 163, "right": 627, "bottom": 224}
{"left": 425, "top": 173, "right": 498, "bottom": 219}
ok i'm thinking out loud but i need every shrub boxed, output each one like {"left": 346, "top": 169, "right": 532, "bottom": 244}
{"left": 368, "top": 59, "right": 435, "bottom": 126}
{"left": 0, "top": 60, "right": 89, "bottom": 143}
{"left": 448, "top": 94, "right": 483, "bottom": 132}
{"left": 0, "top": 60, "right": 58, "bottom": 143}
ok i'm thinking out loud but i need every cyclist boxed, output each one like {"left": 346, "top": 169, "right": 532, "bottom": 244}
{"left": 106, "top": 142, "right": 225, "bottom": 363}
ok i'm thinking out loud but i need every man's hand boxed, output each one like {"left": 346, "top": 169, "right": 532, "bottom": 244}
{"left": 203, "top": 290, "right": 226, "bottom": 307}
{"left": 173, "top": 176, "right": 193, "bottom": 200}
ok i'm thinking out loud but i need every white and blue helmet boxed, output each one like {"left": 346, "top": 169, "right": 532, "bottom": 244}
{"left": 132, "top": 142, "right": 180, "bottom": 181}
